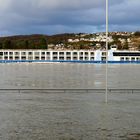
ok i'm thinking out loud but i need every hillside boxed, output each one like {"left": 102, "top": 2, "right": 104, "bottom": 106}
{"left": 0, "top": 32, "right": 140, "bottom": 50}
{"left": 130, "top": 37, "right": 140, "bottom": 50}
{"left": 0, "top": 34, "right": 75, "bottom": 49}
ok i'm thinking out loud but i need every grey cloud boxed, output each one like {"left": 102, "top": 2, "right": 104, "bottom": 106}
{"left": 0, "top": 0, "right": 139, "bottom": 36}
{"left": 109, "top": 0, "right": 140, "bottom": 28}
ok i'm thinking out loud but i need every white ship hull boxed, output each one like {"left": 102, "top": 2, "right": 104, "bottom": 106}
{"left": 0, "top": 48, "right": 140, "bottom": 63}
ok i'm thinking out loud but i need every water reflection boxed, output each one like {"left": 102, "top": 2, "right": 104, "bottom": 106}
{"left": 0, "top": 63, "right": 139, "bottom": 89}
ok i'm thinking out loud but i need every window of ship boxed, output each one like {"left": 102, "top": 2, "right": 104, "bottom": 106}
{"left": 53, "top": 52, "right": 58, "bottom": 55}
{"left": 120, "top": 57, "right": 124, "bottom": 61}
{"left": 9, "top": 56, "right": 13, "bottom": 60}
{"left": 46, "top": 57, "right": 50, "bottom": 60}
{"left": 59, "top": 57, "right": 64, "bottom": 60}
{"left": 85, "top": 57, "right": 89, "bottom": 60}
{"left": 80, "top": 52, "right": 83, "bottom": 55}
{"left": 4, "top": 52, "right": 8, "bottom": 55}
{"left": 21, "top": 56, "right": 26, "bottom": 60}
{"left": 66, "top": 57, "right": 71, "bottom": 60}
{"left": 35, "top": 56, "right": 39, "bottom": 60}
{"left": 34, "top": 52, "right": 39, "bottom": 55}
{"left": 41, "top": 52, "right": 45, "bottom": 55}
{"left": 41, "top": 56, "right": 45, "bottom": 60}
{"left": 113, "top": 52, "right": 140, "bottom": 56}
{"left": 102, "top": 52, "right": 106, "bottom": 56}
{"left": 15, "top": 56, "right": 19, "bottom": 60}
{"left": 4, "top": 56, "right": 8, "bottom": 60}
{"left": 73, "top": 52, "right": 77, "bottom": 55}
{"left": 80, "top": 57, "right": 83, "bottom": 60}
{"left": 126, "top": 57, "right": 130, "bottom": 61}
{"left": 66, "top": 52, "right": 71, "bottom": 55}
{"left": 131, "top": 57, "right": 135, "bottom": 61}
{"left": 90, "top": 57, "right": 94, "bottom": 60}
{"left": 28, "top": 57, "right": 33, "bottom": 60}
{"left": 28, "top": 52, "right": 32, "bottom": 55}
{"left": 90, "top": 52, "right": 94, "bottom": 55}
{"left": 21, "top": 52, "right": 26, "bottom": 55}
{"left": 85, "top": 52, "right": 88, "bottom": 55}
{"left": 53, "top": 57, "right": 57, "bottom": 60}
{"left": 136, "top": 58, "right": 140, "bottom": 61}
{"left": 73, "top": 57, "right": 77, "bottom": 60}
{"left": 0, "top": 52, "right": 3, "bottom": 56}
{"left": 102, "top": 57, "right": 106, "bottom": 61}
{"left": 9, "top": 52, "right": 13, "bottom": 55}
{"left": 15, "top": 52, "right": 19, "bottom": 55}
{"left": 46, "top": 52, "right": 50, "bottom": 55}
{"left": 59, "top": 52, "right": 64, "bottom": 55}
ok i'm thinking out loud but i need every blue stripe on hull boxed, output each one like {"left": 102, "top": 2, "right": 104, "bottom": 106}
{"left": 0, "top": 60, "right": 140, "bottom": 64}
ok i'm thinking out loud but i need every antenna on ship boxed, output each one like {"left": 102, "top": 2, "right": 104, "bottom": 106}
{"left": 105, "top": 0, "right": 108, "bottom": 103}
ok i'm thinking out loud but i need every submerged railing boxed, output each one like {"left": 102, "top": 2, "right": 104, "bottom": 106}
{"left": 0, "top": 89, "right": 139, "bottom": 94}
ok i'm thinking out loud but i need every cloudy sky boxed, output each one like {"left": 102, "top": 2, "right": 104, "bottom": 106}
{"left": 0, "top": 0, "right": 139, "bottom": 36}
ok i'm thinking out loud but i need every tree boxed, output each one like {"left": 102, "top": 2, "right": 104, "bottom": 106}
{"left": 3, "top": 40, "right": 14, "bottom": 49}
{"left": 0, "top": 42, "right": 2, "bottom": 49}
{"left": 123, "top": 40, "right": 129, "bottom": 50}
{"left": 25, "top": 40, "right": 29, "bottom": 49}
{"left": 138, "top": 45, "right": 140, "bottom": 50}
{"left": 40, "top": 37, "right": 48, "bottom": 49}
{"left": 134, "top": 31, "right": 140, "bottom": 36}
{"left": 116, "top": 41, "right": 122, "bottom": 50}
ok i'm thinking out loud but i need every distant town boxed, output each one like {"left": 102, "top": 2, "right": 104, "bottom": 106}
{"left": 0, "top": 31, "right": 140, "bottom": 50}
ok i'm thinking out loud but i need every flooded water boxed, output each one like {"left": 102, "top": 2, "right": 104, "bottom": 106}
{"left": 0, "top": 63, "right": 140, "bottom": 140}
{"left": 0, "top": 63, "right": 140, "bottom": 89}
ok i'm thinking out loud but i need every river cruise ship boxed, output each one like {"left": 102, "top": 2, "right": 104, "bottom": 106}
{"left": 0, "top": 46, "right": 140, "bottom": 63}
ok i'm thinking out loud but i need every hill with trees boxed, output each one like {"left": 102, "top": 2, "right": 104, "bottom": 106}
{"left": 0, "top": 32, "right": 140, "bottom": 50}
{"left": 0, "top": 33, "right": 75, "bottom": 49}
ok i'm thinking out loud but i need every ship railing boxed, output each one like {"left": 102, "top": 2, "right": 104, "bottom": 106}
{"left": 0, "top": 89, "right": 139, "bottom": 94}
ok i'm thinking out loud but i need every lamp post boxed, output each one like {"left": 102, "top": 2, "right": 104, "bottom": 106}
{"left": 105, "top": 0, "right": 108, "bottom": 103}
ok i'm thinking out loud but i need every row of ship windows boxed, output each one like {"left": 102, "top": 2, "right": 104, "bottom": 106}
{"left": 120, "top": 57, "right": 140, "bottom": 61}
{"left": 0, "top": 52, "right": 97, "bottom": 56}
{"left": 0, "top": 56, "right": 95, "bottom": 60}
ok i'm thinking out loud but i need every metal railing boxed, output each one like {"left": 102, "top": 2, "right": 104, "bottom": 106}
{"left": 0, "top": 89, "right": 139, "bottom": 94}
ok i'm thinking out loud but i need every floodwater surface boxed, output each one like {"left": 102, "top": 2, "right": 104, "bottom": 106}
{"left": 0, "top": 63, "right": 140, "bottom": 89}
{"left": 0, "top": 63, "right": 140, "bottom": 140}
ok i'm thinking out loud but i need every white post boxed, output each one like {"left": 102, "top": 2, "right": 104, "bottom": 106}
{"left": 105, "top": 0, "right": 108, "bottom": 103}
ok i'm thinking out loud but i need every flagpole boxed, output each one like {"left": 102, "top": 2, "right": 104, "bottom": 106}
{"left": 105, "top": 0, "right": 108, "bottom": 103}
